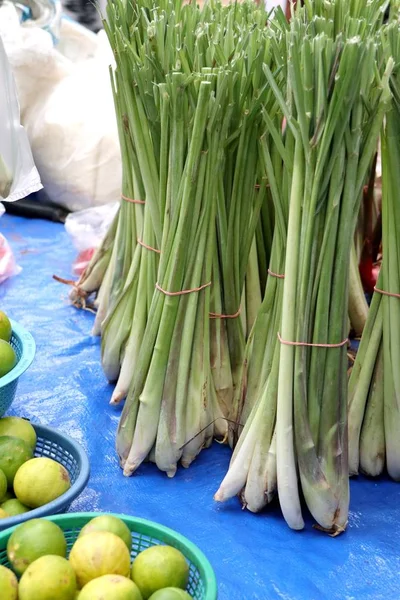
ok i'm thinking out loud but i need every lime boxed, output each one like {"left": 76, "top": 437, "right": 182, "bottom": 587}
{"left": 0, "top": 417, "right": 37, "bottom": 449}
{"left": 149, "top": 590, "right": 193, "bottom": 600}
{"left": 131, "top": 546, "right": 189, "bottom": 600}
{"left": 0, "top": 436, "right": 33, "bottom": 487}
{"left": 1, "top": 498, "right": 30, "bottom": 515}
{"left": 79, "top": 575, "right": 143, "bottom": 600}
{"left": 78, "top": 515, "right": 132, "bottom": 550}
{"left": 18, "top": 555, "right": 77, "bottom": 600}
{"left": 7, "top": 518, "right": 67, "bottom": 576}
{"left": 0, "top": 467, "right": 7, "bottom": 500}
{"left": 0, "top": 311, "right": 12, "bottom": 342}
{"left": 0, "top": 340, "right": 16, "bottom": 378}
{"left": 0, "top": 564, "right": 18, "bottom": 599}
{"left": 0, "top": 507, "right": 9, "bottom": 518}
{"left": 14, "top": 457, "right": 71, "bottom": 508}
{"left": 69, "top": 531, "right": 131, "bottom": 589}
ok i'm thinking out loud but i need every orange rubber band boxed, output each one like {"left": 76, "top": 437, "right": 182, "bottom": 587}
{"left": 156, "top": 281, "right": 211, "bottom": 297}
{"left": 137, "top": 239, "right": 161, "bottom": 254}
{"left": 374, "top": 286, "right": 400, "bottom": 299}
{"left": 278, "top": 332, "right": 348, "bottom": 348}
{"left": 209, "top": 307, "right": 241, "bottom": 319}
{"left": 268, "top": 268, "right": 285, "bottom": 279}
{"left": 255, "top": 183, "right": 270, "bottom": 190}
{"left": 121, "top": 194, "right": 145, "bottom": 205}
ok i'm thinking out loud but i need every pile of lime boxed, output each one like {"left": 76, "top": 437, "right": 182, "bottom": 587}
{"left": 0, "top": 416, "right": 71, "bottom": 517}
{"left": 0, "top": 311, "right": 17, "bottom": 378}
{"left": 1, "top": 514, "right": 194, "bottom": 600}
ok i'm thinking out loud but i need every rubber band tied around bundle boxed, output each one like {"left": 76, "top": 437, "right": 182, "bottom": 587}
{"left": 209, "top": 306, "right": 241, "bottom": 319}
{"left": 373, "top": 286, "right": 400, "bottom": 299}
{"left": 137, "top": 239, "right": 161, "bottom": 254}
{"left": 121, "top": 194, "right": 145, "bottom": 205}
{"left": 268, "top": 268, "right": 285, "bottom": 279}
{"left": 155, "top": 281, "right": 211, "bottom": 296}
{"left": 277, "top": 332, "right": 348, "bottom": 348}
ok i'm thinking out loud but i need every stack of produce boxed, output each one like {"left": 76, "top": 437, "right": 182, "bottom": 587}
{"left": 348, "top": 19, "right": 400, "bottom": 481}
{"left": 70, "top": 0, "right": 283, "bottom": 477}
{"left": 64, "top": 0, "right": 400, "bottom": 534}
{"left": 0, "top": 514, "right": 193, "bottom": 600}
{"left": 0, "top": 416, "right": 71, "bottom": 517}
{"left": 215, "top": 0, "right": 392, "bottom": 533}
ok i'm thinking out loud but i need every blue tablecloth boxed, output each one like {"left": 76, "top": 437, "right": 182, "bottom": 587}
{"left": 0, "top": 213, "right": 399, "bottom": 600}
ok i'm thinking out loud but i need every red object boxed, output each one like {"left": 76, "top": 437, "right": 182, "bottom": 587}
{"left": 359, "top": 254, "right": 380, "bottom": 295}
{"left": 73, "top": 247, "right": 96, "bottom": 277}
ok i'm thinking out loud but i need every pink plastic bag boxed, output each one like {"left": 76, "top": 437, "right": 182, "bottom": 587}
{"left": 0, "top": 203, "right": 21, "bottom": 283}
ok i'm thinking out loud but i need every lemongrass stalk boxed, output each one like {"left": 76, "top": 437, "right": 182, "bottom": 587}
{"left": 244, "top": 429, "right": 277, "bottom": 513}
{"left": 275, "top": 138, "right": 305, "bottom": 531}
{"left": 214, "top": 388, "right": 268, "bottom": 502}
{"left": 348, "top": 243, "right": 369, "bottom": 336}
{"left": 210, "top": 253, "right": 233, "bottom": 417}
{"left": 92, "top": 257, "right": 116, "bottom": 336}
{"left": 242, "top": 348, "right": 279, "bottom": 512}
{"left": 348, "top": 289, "right": 383, "bottom": 475}
{"left": 359, "top": 343, "right": 385, "bottom": 477}
{"left": 382, "top": 108, "right": 400, "bottom": 481}
{"left": 245, "top": 238, "right": 262, "bottom": 336}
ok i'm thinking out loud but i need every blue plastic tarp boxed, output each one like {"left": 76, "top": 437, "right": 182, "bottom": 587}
{"left": 0, "top": 213, "right": 399, "bottom": 600}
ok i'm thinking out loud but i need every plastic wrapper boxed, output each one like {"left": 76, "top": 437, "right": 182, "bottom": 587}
{"left": 0, "top": 5, "right": 121, "bottom": 212}
{"left": 65, "top": 202, "right": 118, "bottom": 275}
{"left": 0, "top": 203, "right": 22, "bottom": 283}
{"left": 0, "top": 34, "right": 42, "bottom": 203}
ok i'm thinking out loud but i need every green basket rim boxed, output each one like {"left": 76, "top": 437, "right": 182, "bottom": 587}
{"left": 0, "top": 319, "right": 36, "bottom": 387}
{"left": 0, "top": 512, "right": 218, "bottom": 599}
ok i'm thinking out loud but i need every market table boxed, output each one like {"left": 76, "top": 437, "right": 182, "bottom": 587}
{"left": 0, "top": 213, "right": 399, "bottom": 600}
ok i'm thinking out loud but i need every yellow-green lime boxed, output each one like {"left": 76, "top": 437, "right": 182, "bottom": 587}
{"left": 0, "top": 417, "right": 37, "bottom": 449}
{"left": 149, "top": 590, "right": 193, "bottom": 600}
{"left": 1, "top": 498, "right": 30, "bottom": 515}
{"left": 78, "top": 515, "right": 132, "bottom": 550}
{"left": 69, "top": 531, "right": 131, "bottom": 589}
{"left": 7, "top": 518, "right": 67, "bottom": 576}
{"left": 0, "top": 507, "right": 9, "bottom": 518}
{"left": 0, "top": 467, "right": 7, "bottom": 500}
{"left": 0, "top": 436, "right": 33, "bottom": 487}
{"left": 131, "top": 546, "right": 189, "bottom": 600}
{"left": 0, "top": 564, "right": 18, "bottom": 600}
{"left": 0, "top": 311, "right": 12, "bottom": 342}
{"left": 18, "top": 555, "right": 77, "bottom": 600}
{"left": 14, "top": 457, "right": 71, "bottom": 508}
{"left": 0, "top": 340, "right": 16, "bottom": 378}
{"left": 79, "top": 575, "right": 143, "bottom": 600}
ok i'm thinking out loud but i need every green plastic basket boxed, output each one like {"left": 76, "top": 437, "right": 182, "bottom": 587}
{"left": 0, "top": 319, "right": 35, "bottom": 417}
{"left": 0, "top": 512, "right": 218, "bottom": 599}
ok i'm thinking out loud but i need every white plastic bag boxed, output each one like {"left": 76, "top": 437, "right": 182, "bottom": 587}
{"left": 0, "top": 34, "right": 42, "bottom": 202}
{"left": 0, "top": 203, "right": 22, "bottom": 283}
{"left": 0, "top": 5, "right": 121, "bottom": 212}
{"left": 65, "top": 202, "right": 118, "bottom": 274}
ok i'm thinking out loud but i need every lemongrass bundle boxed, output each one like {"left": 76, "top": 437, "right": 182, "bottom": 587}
{"left": 216, "top": 0, "right": 392, "bottom": 533}
{"left": 349, "top": 18, "right": 400, "bottom": 480}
